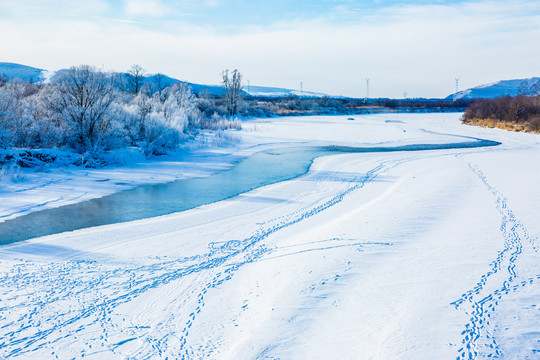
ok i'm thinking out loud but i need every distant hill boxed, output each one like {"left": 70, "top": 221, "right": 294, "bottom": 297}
{"left": 446, "top": 77, "right": 540, "bottom": 100}
{"left": 123, "top": 73, "right": 227, "bottom": 96}
{"left": 0, "top": 62, "right": 48, "bottom": 83}
{"left": 45, "top": 68, "right": 228, "bottom": 96}
{"left": 242, "top": 85, "right": 328, "bottom": 98}
{"left": 0, "top": 62, "right": 331, "bottom": 98}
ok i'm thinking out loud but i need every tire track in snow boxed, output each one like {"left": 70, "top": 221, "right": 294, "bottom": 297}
{"left": 452, "top": 156, "right": 539, "bottom": 360}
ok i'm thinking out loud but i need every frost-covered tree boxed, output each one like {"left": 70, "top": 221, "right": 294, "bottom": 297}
{"left": 222, "top": 69, "right": 243, "bottom": 116}
{"left": 127, "top": 91, "right": 153, "bottom": 143}
{"left": 0, "top": 85, "right": 14, "bottom": 148}
{"left": 152, "top": 73, "right": 167, "bottom": 99}
{"left": 165, "top": 82, "right": 201, "bottom": 126}
{"left": 48, "top": 65, "right": 120, "bottom": 153}
{"left": 0, "top": 63, "right": 236, "bottom": 164}
{"left": 140, "top": 83, "right": 200, "bottom": 155}
{"left": 0, "top": 81, "right": 42, "bottom": 148}
{"left": 107, "top": 82, "right": 200, "bottom": 155}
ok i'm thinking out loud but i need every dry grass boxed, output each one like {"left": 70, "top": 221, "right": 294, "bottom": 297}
{"left": 462, "top": 117, "right": 540, "bottom": 134}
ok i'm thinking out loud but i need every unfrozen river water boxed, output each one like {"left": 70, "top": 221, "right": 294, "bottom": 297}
{"left": 0, "top": 138, "right": 499, "bottom": 244}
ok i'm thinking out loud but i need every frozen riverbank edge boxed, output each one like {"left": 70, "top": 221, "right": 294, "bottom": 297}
{"left": 0, "top": 137, "right": 500, "bottom": 244}
{"left": 0, "top": 113, "right": 502, "bottom": 225}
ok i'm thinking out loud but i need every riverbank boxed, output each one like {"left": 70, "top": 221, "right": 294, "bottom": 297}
{"left": 0, "top": 113, "right": 474, "bottom": 223}
{"left": 0, "top": 132, "right": 245, "bottom": 223}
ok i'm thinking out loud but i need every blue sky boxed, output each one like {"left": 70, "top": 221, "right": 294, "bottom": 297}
{"left": 1, "top": 0, "right": 540, "bottom": 98}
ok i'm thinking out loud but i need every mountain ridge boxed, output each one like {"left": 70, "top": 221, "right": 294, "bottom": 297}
{"left": 3, "top": 62, "right": 538, "bottom": 100}
{"left": 0, "top": 62, "right": 329, "bottom": 98}
{"left": 446, "top": 77, "right": 540, "bottom": 100}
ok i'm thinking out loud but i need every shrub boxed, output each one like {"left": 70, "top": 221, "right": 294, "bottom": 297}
{"left": 462, "top": 95, "right": 540, "bottom": 133}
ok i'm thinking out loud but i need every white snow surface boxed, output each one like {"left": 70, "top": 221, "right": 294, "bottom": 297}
{"left": 241, "top": 85, "right": 329, "bottom": 98}
{"left": 1, "top": 113, "right": 539, "bottom": 359}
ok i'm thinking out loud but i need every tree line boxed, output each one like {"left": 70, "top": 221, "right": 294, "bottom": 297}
{"left": 462, "top": 96, "right": 540, "bottom": 132}
{"left": 1, "top": 63, "right": 480, "bottom": 169}
{"left": 0, "top": 65, "right": 243, "bottom": 167}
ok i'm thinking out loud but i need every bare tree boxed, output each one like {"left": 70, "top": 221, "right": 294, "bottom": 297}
{"left": 221, "top": 69, "right": 243, "bottom": 116}
{"left": 152, "top": 73, "right": 167, "bottom": 99}
{"left": 126, "top": 64, "right": 146, "bottom": 94}
{"left": 50, "top": 65, "right": 118, "bottom": 152}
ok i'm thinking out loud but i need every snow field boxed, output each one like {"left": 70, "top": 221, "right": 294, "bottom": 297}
{"left": 0, "top": 113, "right": 539, "bottom": 359}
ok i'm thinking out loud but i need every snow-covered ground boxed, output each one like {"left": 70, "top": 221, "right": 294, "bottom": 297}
{"left": 1, "top": 113, "right": 539, "bottom": 359}
{"left": 0, "top": 132, "right": 247, "bottom": 223}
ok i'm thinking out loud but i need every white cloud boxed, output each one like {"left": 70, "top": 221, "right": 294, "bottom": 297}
{"left": 1, "top": 0, "right": 540, "bottom": 98}
{"left": 124, "top": 0, "right": 169, "bottom": 17}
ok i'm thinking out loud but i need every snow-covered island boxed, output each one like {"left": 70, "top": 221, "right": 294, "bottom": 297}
{"left": 0, "top": 112, "right": 539, "bottom": 359}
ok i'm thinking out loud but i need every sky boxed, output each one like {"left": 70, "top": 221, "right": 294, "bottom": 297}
{"left": 1, "top": 0, "right": 540, "bottom": 98}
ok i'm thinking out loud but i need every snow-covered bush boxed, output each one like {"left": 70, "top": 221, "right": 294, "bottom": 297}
{"left": 198, "top": 112, "right": 242, "bottom": 130}
{"left": 142, "top": 111, "right": 181, "bottom": 155}
{"left": 0, "top": 162, "right": 25, "bottom": 183}
{"left": 126, "top": 91, "right": 153, "bottom": 143}
{"left": 130, "top": 82, "right": 200, "bottom": 155}
{"left": 462, "top": 95, "right": 540, "bottom": 133}
{"left": 141, "top": 94, "right": 188, "bottom": 155}
{"left": 163, "top": 82, "right": 202, "bottom": 128}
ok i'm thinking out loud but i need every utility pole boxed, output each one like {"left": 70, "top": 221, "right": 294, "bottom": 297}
{"left": 300, "top": 81, "right": 303, "bottom": 97}
{"left": 247, "top": 80, "right": 250, "bottom": 93}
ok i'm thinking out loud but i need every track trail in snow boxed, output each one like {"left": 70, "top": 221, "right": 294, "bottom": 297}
{"left": 0, "top": 154, "right": 412, "bottom": 359}
{"left": 1, "top": 129, "right": 535, "bottom": 359}
{"left": 452, "top": 154, "right": 540, "bottom": 360}
{"left": 174, "top": 156, "right": 416, "bottom": 359}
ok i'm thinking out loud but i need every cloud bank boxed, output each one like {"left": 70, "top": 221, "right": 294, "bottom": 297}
{"left": 1, "top": 0, "right": 539, "bottom": 98}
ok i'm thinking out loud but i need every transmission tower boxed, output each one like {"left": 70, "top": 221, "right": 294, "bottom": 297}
{"left": 366, "top": 78, "right": 370, "bottom": 100}
{"left": 300, "top": 81, "right": 303, "bottom": 97}
{"left": 455, "top": 78, "right": 459, "bottom": 94}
